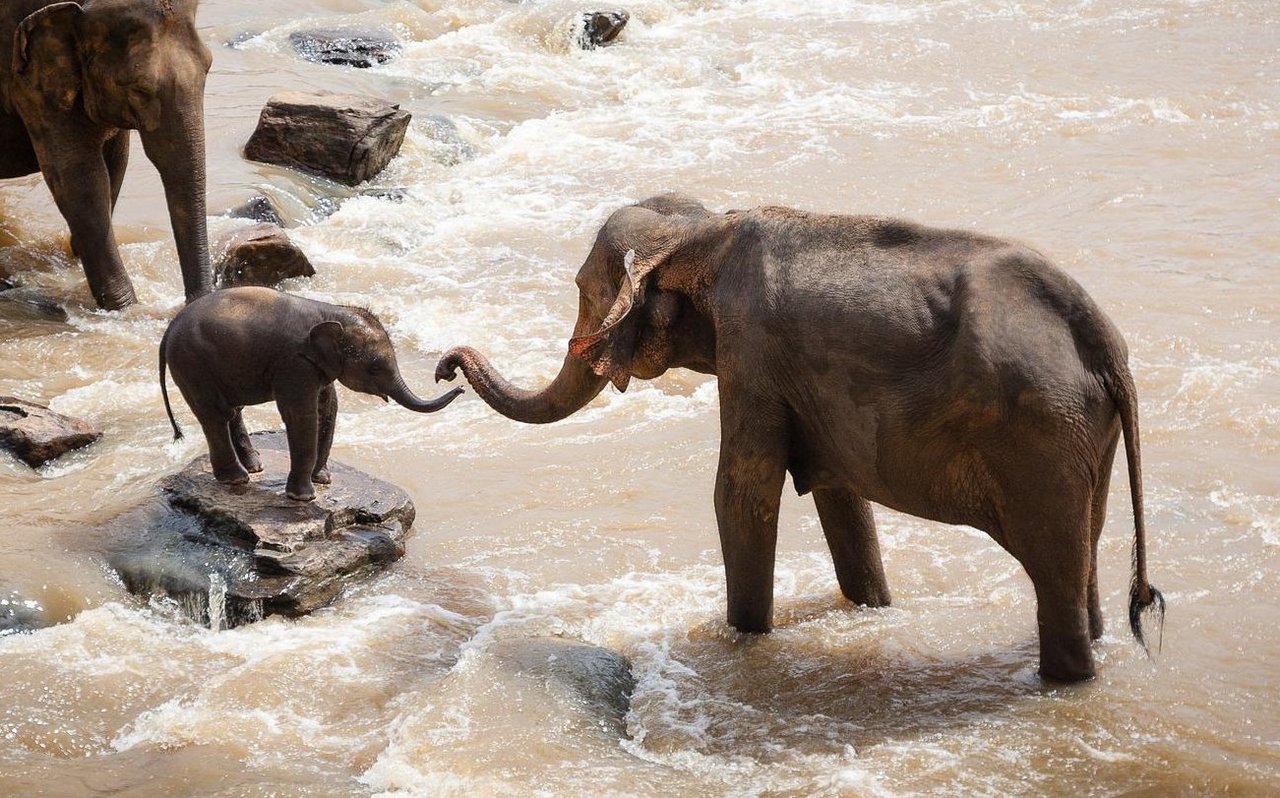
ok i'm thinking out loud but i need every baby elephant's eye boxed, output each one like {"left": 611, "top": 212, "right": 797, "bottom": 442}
{"left": 367, "top": 363, "right": 384, "bottom": 375}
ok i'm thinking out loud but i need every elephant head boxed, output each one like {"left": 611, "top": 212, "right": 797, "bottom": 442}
{"left": 12, "top": 0, "right": 214, "bottom": 301}
{"left": 305, "top": 310, "right": 464, "bottom": 413}
{"left": 436, "top": 193, "right": 723, "bottom": 423}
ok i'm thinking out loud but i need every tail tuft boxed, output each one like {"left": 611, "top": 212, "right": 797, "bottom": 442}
{"left": 1128, "top": 579, "right": 1166, "bottom": 656}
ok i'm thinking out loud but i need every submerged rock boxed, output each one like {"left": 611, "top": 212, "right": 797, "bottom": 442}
{"left": 488, "top": 636, "right": 636, "bottom": 736}
{"left": 0, "top": 589, "right": 47, "bottom": 636}
{"left": 577, "top": 10, "right": 629, "bottom": 50}
{"left": 290, "top": 28, "right": 401, "bottom": 68}
{"left": 225, "top": 194, "right": 286, "bottom": 228}
{"left": 214, "top": 223, "right": 315, "bottom": 288}
{"left": 243, "top": 91, "right": 412, "bottom": 186}
{"left": 0, "top": 286, "right": 69, "bottom": 323}
{"left": 109, "top": 432, "right": 414, "bottom": 628}
{"left": 0, "top": 396, "right": 101, "bottom": 468}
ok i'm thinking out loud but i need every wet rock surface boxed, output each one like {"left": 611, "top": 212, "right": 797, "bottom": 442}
{"left": 225, "top": 194, "right": 287, "bottom": 228}
{"left": 488, "top": 636, "right": 636, "bottom": 736}
{"left": 0, "top": 396, "right": 101, "bottom": 468}
{"left": 290, "top": 28, "right": 401, "bottom": 68}
{"left": 578, "top": 10, "right": 630, "bottom": 49}
{"left": 214, "top": 223, "right": 315, "bottom": 288}
{"left": 0, "top": 589, "right": 47, "bottom": 636}
{"left": 243, "top": 91, "right": 412, "bottom": 186}
{"left": 109, "top": 432, "right": 414, "bottom": 628}
{"left": 0, "top": 286, "right": 69, "bottom": 324}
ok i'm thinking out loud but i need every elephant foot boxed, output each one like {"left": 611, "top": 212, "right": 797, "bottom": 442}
{"left": 1038, "top": 635, "right": 1096, "bottom": 684}
{"left": 213, "top": 466, "right": 250, "bottom": 485}
{"left": 286, "top": 474, "right": 316, "bottom": 501}
{"left": 312, "top": 467, "right": 331, "bottom": 485}
{"left": 89, "top": 279, "right": 138, "bottom": 312}
{"left": 238, "top": 449, "right": 263, "bottom": 474}
{"left": 286, "top": 489, "right": 316, "bottom": 502}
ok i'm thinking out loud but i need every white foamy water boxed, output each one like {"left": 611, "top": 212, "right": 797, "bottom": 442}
{"left": 2, "top": 0, "right": 1279, "bottom": 795}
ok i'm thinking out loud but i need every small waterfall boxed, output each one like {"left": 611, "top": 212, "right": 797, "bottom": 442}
{"left": 206, "top": 572, "right": 228, "bottom": 632}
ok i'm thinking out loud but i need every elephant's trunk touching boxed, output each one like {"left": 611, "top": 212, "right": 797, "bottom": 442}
{"left": 435, "top": 346, "right": 608, "bottom": 425}
{"left": 388, "top": 376, "right": 464, "bottom": 413}
{"left": 140, "top": 100, "right": 213, "bottom": 303}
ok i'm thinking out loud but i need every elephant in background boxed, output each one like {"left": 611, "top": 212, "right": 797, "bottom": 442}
{"left": 437, "top": 193, "right": 1165, "bottom": 683}
{"left": 161, "top": 287, "right": 463, "bottom": 501}
{"left": 0, "top": 0, "right": 213, "bottom": 310}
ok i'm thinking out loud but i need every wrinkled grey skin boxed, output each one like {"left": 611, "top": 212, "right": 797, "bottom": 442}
{"left": 0, "top": 0, "right": 213, "bottom": 310}
{"left": 437, "top": 193, "right": 1164, "bottom": 683}
{"left": 162, "top": 287, "right": 463, "bottom": 501}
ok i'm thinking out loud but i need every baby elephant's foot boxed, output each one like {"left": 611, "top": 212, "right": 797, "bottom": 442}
{"left": 214, "top": 464, "right": 250, "bottom": 485}
{"left": 286, "top": 484, "right": 316, "bottom": 502}
{"left": 312, "top": 467, "right": 331, "bottom": 485}
{"left": 239, "top": 449, "right": 263, "bottom": 474}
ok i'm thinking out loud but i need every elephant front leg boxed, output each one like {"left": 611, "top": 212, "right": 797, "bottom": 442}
{"left": 312, "top": 383, "right": 337, "bottom": 485}
{"left": 103, "top": 131, "right": 130, "bottom": 215}
{"left": 715, "top": 390, "right": 788, "bottom": 634}
{"left": 30, "top": 129, "right": 137, "bottom": 310}
{"left": 813, "top": 487, "right": 891, "bottom": 608}
{"left": 277, "top": 391, "right": 321, "bottom": 502}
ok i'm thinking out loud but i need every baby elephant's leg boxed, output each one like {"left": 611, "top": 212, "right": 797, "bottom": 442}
{"left": 197, "top": 412, "right": 249, "bottom": 484}
{"left": 229, "top": 409, "right": 262, "bottom": 473}
{"left": 277, "top": 390, "right": 320, "bottom": 501}
{"left": 312, "top": 384, "right": 337, "bottom": 485}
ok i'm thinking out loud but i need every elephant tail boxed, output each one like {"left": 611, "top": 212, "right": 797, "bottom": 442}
{"left": 1109, "top": 365, "right": 1165, "bottom": 655}
{"left": 159, "top": 328, "right": 183, "bottom": 441}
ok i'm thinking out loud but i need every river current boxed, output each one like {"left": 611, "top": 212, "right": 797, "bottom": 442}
{"left": 1, "top": 0, "right": 1277, "bottom": 795}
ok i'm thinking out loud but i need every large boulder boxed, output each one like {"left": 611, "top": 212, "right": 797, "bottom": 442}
{"left": 109, "top": 432, "right": 415, "bottom": 628}
{"left": 0, "top": 396, "right": 101, "bottom": 468}
{"left": 290, "top": 28, "right": 401, "bottom": 68}
{"left": 214, "top": 223, "right": 315, "bottom": 288}
{"left": 244, "top": 92, "right": 412, "bottom": 186}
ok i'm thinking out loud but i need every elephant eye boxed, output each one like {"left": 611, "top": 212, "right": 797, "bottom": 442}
{"left": 367, "top": 363, "right": 384, "bottom": 375}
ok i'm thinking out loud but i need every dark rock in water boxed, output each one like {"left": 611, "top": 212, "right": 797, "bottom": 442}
{"left": 215, "top": 223, "right": 315, "bottom": 288}
{"left": 578, "top": 10, "right": 630, "bottom": 50}
{"left": 0, "top": 286, "right": 69, "bottom": 323}
{"left": 244, "top": 91, "right": 412, "bottom": 186}
{"left": 0, "top": 589, "right": 47, "bottom": 636}
{"left": 0, "top": 277, "right": 16, "bottom": 291}
{"left": 225, "top": 194, "right": 286, "bottom": 228}
{"left": 489, "top": 636, "right": 636, "bottom": 736}
{"left": 0, "top": 396, "right": 101, "bottom": 468}
{"left": 109, "top": 432, "right": 414, "bottom": 628}
{"left": 290, "top": 28, "right": 401, "bottom": 69}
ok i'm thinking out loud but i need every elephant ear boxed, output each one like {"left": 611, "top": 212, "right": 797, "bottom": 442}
{"left": 12, "top": 2, "right": 85, "bottom": 113}
{"left": 568, "top": 246, "right": 668, "bottom": 393}
{"left": 303, "top": 321, "right": 345, "bottom": 381}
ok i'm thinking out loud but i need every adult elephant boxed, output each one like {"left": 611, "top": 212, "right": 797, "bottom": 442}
{"left": 436, "top": 193, "right": 1165, "bottom": 683}
{"left": 0, "top": 0, "right": 213, "bottom": 310}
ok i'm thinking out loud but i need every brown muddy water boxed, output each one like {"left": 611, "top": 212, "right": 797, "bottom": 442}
{"left": 2, "top": 1, "right": 1278, "bottom": 795}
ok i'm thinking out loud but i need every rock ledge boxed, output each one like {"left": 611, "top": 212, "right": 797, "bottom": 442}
{"left": 110, "top": 432, "right": 413, "bottom": 627}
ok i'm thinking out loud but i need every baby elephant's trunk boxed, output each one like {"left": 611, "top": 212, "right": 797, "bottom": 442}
{"left": 389, "top": 378, "right": 464, "bottom": 413}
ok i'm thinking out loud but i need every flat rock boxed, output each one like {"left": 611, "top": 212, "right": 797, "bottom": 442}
{"left": 244, "top": 91, "right": 412, "bottom": 186}
{"left": 225, "top": 194, "right": 286, "bottom": 228}
{"left": 578, "top": 10, "right": 629, "bottom": 49}
{"left": 0, "top": 396, "right": 101, "bottom": 468}
{"left": 109, "top": 432, "right": 414, "bottom": 628}
{"left": 290, "top": 28, "right": 401, "bottom": 68}
{"left": 215, "top": 223, "right": 315, "bottom": 288}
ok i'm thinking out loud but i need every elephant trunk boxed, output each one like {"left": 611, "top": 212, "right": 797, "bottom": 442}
{"left": 435, "top": 346, "right": 608, "bottom": 425}
{"left": 140, "top": 99, "right": 212, "bottom": 303}
{"left": 388, "top": 375, "right": 464, "bottom": 413}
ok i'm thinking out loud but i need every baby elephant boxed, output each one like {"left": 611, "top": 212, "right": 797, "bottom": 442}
{"left": 159, "top": 287, "right": 463, "bottom": 501}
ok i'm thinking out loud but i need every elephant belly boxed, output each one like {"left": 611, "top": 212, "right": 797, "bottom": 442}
{"left": 0, "top": 114, "right": 38, "bottom": 179}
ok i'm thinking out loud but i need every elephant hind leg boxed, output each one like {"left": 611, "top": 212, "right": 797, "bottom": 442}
{"left": 229, "top": 409, "right": 262, "bottom": 474}
{"left": 813, "top": 486, "right": 891, "bottom": 608}
{"left": 1003, "top": 494, "right": 1096, "bottom": 682}
{"left": 1086, "top": 434, "right": 1121, "bottom": 641}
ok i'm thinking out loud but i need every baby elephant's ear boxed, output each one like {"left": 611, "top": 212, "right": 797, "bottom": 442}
{"left": 304, "top": 320, "right": 344, "bottom": 380}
